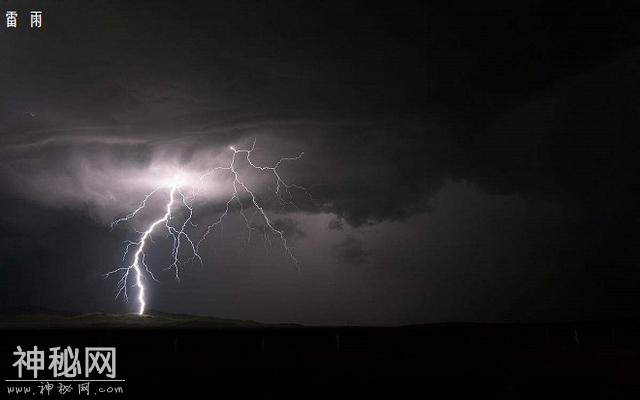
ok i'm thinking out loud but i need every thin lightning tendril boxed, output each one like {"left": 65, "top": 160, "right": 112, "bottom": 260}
{"left": 104, "top": 140, "right": 306, "bottom": 315}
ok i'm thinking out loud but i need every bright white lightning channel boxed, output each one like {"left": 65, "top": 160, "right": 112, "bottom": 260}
{"left": 104, "top": 140, "right": 306, "bottom": 315}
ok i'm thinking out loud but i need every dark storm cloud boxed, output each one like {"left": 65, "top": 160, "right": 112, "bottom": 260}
{"left": 327, "top": 219, "right": 344, "bottom": 231}
{"left": 1, "top": 0, "right": 640, "bottom": 323}
{"left": 333, "top": 235, "right": 369, "bottom": 265}
{"left": 1, "top": 0, "right": 636, "bottom": 228}
{"left": 272, "top": 217, "right": 306, "bottom": 240}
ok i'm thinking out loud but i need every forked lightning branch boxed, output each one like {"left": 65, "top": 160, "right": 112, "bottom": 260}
{"left": 104, "top": 140, "right": 306, "bottom": 315}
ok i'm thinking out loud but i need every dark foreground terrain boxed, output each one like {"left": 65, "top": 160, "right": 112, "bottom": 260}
{"left": 2, "top": 310, "right": 640, "bottom": 398}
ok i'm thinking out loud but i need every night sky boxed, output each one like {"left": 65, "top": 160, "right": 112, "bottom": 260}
{"left": 1, "top": 1, "right": 639, "bottom": 325}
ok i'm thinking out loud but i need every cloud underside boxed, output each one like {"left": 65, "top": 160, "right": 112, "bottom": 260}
{"left": 0, "top": 2, "right": 637, "bottom": 230}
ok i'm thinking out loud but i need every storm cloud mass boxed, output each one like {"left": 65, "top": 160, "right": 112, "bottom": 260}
{"left": 1, "top": 0, "right": 639, "bottom": 325}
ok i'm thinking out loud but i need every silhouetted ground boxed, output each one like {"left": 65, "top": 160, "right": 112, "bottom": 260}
{"left": 2, "top": 309, "right": 640, "bottom": 398}
{"left": 0, "top": 306, "right": 278, "bottom": 329}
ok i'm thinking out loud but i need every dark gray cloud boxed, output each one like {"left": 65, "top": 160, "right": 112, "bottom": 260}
{"left": 1, "top": 0, "right": 637, "bottom": 228}
{"left": 333, "top": 235, "right": 369, "bottom": 265}
{"left": 327, "top": 219, "right": 344, "bottom": 231}
{"left": 272, "top": 217, "right": 306, "bottom": 240}
{"left": 1, "top": 0, "right": 639, "bottom": 324}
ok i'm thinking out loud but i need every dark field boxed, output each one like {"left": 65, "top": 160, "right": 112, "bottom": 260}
{"left": 2, "top": 311, "right": 640, "bottom": 398}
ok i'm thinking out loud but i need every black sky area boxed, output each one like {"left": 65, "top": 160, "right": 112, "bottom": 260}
{"left": 0, "top": 0, "right": 639, "bottom": 325}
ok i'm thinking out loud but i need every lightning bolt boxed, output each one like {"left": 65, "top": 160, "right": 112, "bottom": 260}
{"left": 105, "top": 140, "right": 306, "bottom": 315}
